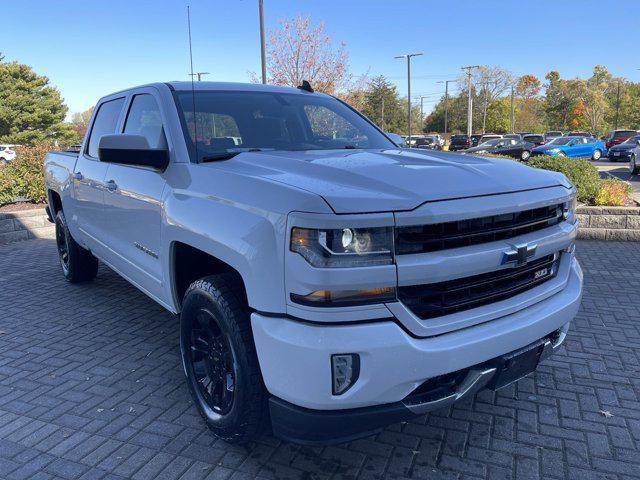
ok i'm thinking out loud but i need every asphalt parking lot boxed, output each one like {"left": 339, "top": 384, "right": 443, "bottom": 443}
{"left": 593, "top": 160, "right": 640, "bottom": 196}
{"left": 0, "top": 238, "right": 639, "bottom": 480}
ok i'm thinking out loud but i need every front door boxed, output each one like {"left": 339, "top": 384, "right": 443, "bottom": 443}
{"left": 72, "top": 97, "right": 126, "bottom": 256}
{"left": 101, "top": 92, "right": 168, "bottom": 301}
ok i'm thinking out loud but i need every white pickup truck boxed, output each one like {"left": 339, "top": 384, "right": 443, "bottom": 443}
{"left": 44, "top": 81, "right": 583, "bottom": 445}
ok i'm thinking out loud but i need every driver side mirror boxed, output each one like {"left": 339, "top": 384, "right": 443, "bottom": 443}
{"left": 98, "top": 134, "right": 169, "bottom": 170}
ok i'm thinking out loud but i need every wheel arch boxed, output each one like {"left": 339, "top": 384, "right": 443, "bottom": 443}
{"left": 170, "top": 241, "right": 249, "bottom": 312}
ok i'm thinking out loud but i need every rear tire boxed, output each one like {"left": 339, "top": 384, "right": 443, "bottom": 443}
{"left": 520, "top": 150, "right": 531, "bottom": 161}
{"left": 180, "top": 273, "right": 268, "bottom": 444}
{"left": 592, "top": 149, "right": 602, "bottom": 161}
{"left": 55, "top": 210, "right": 98, "bottom": 283}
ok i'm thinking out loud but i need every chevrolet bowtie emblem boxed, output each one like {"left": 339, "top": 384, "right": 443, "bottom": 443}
{"left": 502, "top": 243, "right": 537, "bottom": 266}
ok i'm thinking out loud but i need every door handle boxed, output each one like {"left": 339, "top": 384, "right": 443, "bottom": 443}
{"left": 105, "top": 180, "right": 118, "bottom": 191}
{"left": 73, "top": 172, "right": 83, "bottom": 181}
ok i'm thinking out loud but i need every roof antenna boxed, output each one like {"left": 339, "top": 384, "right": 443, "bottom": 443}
{"left": 297, "top": 80, "right": 314, "bottom": 93}
{"left": 187, "top": 6, "right": 199, "bottom": 162}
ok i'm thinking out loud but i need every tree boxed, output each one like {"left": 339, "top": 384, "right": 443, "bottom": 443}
{"left": 256, "top": 15, "right": 350, "bottom": 94}
{"left": 474, "top": 66, "right": 513, "bottom": 133}
{"left": 514, "top": 74, "right": 544, "bottom": 132}
{"left": 578, "top": 65, "right": 611, "bottom": 135}
{"left": 544, "top": 71, "right": 581, "bottom": 131}
{"left": 70, "top": 107, "right": 94, "bottom": 141}
{"left": 361, "top": 76, "right": 405, "bottom": 133}
{"left": 0, "top": 59, "right": 75, "bottom": 145}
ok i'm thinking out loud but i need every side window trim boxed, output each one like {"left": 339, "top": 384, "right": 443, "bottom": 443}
{"left": 84, "top": 96, "right": 126, "bottom": 160}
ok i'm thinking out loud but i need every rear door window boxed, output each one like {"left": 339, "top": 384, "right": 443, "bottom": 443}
{"left": 87, "top": 98, "right": 125, "bottom": 158}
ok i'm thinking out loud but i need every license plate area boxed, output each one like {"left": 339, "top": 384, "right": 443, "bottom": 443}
{"left": 488, "top": 341, "right": 545, "bottom": 390}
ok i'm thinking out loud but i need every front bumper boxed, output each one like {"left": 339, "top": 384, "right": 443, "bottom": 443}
{"left": 252, "top": 255, "right": 582, "bottom": 413}
{"left": 268, "top": 324, "right": 570, "bottom": 445}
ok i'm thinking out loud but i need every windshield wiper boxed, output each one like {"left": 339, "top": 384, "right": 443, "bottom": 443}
{"left": 200, "top": 148, "right": 267, "bottom": 162}
{"left": 201, "top": 152, "right": 241, "bottom": 162}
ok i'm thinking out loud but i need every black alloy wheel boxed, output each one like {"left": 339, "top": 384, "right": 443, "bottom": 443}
{"left": 186, "top": 307, "right": 237, "bottom": 417}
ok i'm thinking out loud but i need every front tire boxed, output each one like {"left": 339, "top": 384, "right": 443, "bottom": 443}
{"left": 180, "top": 273, "right": 268, "bottom": 443}
{"left": 592, "top": 149, "right": 602, "bottom": 161}
{"left": 55, "top": 210, "right": 98, "bottom": 283}
{"left": 630, "top": 154, "right": 639, "bottom": 175}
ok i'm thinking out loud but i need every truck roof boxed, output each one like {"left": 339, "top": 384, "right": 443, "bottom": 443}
{"left": 166, "top": 81, "right": 318, "bottom": 95}
{"left": 99, "top": 81, "right": 324, "bottom": 101}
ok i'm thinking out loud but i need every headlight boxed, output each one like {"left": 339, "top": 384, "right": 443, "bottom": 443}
{"left": 563, "top": 195, "right": 577, "bottom": 223}
{"left": 290, "top": 227, "right": 394, "bottom": 268}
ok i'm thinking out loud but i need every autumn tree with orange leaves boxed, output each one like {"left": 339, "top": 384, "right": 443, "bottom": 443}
{"left": 255, "top": 15, "right": 350, "bottom": 95}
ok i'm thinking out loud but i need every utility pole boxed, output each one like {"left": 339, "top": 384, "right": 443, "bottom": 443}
{"left": 395, "top": 52, "right": 423, "bottom": 145}
{"left": 189, "top": 72, "right": 210, "bottom": 81}
{"left": 614, "top": 79, "right": 621, "bottom": 130}
{"left": 510, "top": 85, "right": 515, "bottom": 133}
{"left": 461, "top": 65, "right": 480, "bottom": 137}
{"left": 437, "top": 80, "right": 454, "bottom": 136}
{"left": 258, "top": 0, "right": 267, "bottom": 84}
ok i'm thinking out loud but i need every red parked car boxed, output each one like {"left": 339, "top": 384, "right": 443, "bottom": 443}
{"left": 604, "top": 129, "right": 638, "bottom": 150}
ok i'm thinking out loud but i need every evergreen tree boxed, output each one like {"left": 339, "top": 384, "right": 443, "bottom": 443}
{"left": 0, "top": 57, "right": 75, "bottom": 144}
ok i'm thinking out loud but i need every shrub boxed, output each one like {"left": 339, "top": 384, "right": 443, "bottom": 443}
{"left": 526, "top": 156, "right": 601, "bottom": 204}
{"left": 0, "top": 143, "right": 54, "bottom": 205}
{"left": 594, "top": 178, "right": 634, "bottom": 206}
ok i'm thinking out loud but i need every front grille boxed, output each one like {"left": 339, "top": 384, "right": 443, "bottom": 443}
{"left": 395, "top": 204, "right": 563, "bottom": 255}
{"left": 398, "top": 253, "right": 560, "bottom": 320}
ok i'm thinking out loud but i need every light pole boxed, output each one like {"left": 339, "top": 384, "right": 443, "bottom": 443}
{"left": 258, "top": 0, "right": 267, "bottom": 84}
{"left": 614, "top": 79, "right": 621, "bottom": 130}
{"left": 418, "top": 95, "right": 429, "bottom": 134}
{"left": 461, "top": 65, "right": 480, "bottom": 137}
{"left": 395, "top": 52, "right": 423, "bottom": 145}
{"left": 189, "top": 72, "right": 210, "bottom": 81}
{"left": 510, "top": 85, "right": 515, "bottom": 133}
{"left": 437, "top": 80, "right": 454, "bottom": 135}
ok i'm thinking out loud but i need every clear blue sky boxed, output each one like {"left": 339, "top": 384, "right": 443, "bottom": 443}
{"left": 4, "top": 0, "right": 640, "bottom": 117}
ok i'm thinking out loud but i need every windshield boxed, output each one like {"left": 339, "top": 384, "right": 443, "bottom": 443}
{"left": 548, "top": 137, "right": 572, "bottom": 145}
{"left": 613, "top": 130, "right": 637, "bottom": 138}
{"left": 175, "top": 91, "right": 394, "bottom": 161}
{"left": 623, "top": 135, "right": 640, "bottom": 144}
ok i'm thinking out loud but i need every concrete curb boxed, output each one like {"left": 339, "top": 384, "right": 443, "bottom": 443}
{"left": 576, "top": 205, "right": 640, "bottom": 241}
{"left": 0, "top": 208, "right": 55, "bottom": 245}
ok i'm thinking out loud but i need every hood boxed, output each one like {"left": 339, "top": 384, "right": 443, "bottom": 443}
{"left": 532, "top": 143, "right": 562, "bottom": 152}
{"left": 207, "top": 149, "right": 566, "bottom": 214}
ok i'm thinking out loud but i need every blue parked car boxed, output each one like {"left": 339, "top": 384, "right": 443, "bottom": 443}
{"left": 531, "top": 136, "right": 606, "bottom": 160}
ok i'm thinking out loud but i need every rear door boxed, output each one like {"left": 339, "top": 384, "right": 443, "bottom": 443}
{"left": 101, "top": 90, "right": 169, "bottom": 300}
{"left": 72, "top": 97, "right": 125, "bottom": 254}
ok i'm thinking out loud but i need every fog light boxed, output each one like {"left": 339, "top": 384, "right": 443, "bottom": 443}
{"left": 331, "top": 354, "right": 360, "bottom": 395}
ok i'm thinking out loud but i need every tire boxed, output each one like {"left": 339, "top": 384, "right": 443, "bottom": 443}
{"left": 630, "top": 154, "right": 639, "bottom": 175}
{"left": 180, "top": 273, "right": 268, "bottom": 443}
{"left": 592, "top": 149, "right": 602, "bottom": 161}
{"left": 55, "top": 210, "right": 98, "bottom": 283}
{"left": 520, "top": 150, "right": 531, "bottom": 161}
